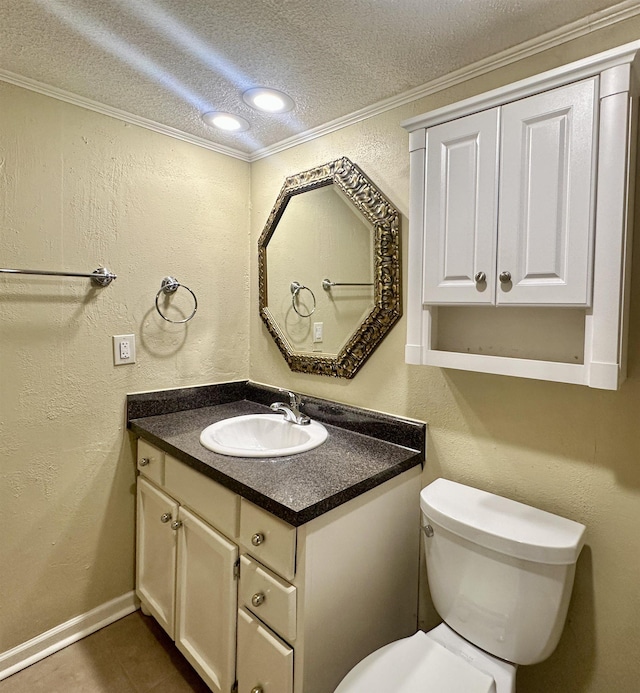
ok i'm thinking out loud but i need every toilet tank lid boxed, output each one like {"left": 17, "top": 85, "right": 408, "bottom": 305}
{"left": 420, "top": 479, "right": 586, "bottom": 565}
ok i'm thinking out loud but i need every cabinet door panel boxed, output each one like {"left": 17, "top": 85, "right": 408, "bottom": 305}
{"left": 423, "top": 108, "right": 499, "bottom": 304}
{"left": 175, "top": 507, "right": 238, "bottom": 693}
{"left": 237, "top": 607, "right": 294, "bottom": 693}
{"left": 498, "top": 77, "right": 597, "bottom": 305}
{"left": 136, "top": 478, "right": 177, "bottom": 637}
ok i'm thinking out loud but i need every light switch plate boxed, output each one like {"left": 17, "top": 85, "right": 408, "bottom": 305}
{"left": 113, "top": 334, "right": 136, "bottom": 365}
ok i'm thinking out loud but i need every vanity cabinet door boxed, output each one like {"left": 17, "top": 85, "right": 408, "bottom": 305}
{"left": 174, "top": 506, "right": 238, "bottom": 693}
{"left": 136, "top": 478, "right": 178, "bottom": 637}
{"left": 498, "top": 77, "right": 597, "bottom": 306}
{"left": 237, "top": 607, "right": 294, "bottom": 693}
{"left": 423, "top": 108, "right": 500, "bottom": 304}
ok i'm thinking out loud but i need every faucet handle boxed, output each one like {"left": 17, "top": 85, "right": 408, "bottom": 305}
{"left": 289, "top": 391, "right": 302, "bottom": 408}
{"left": 278, "top": 388, "right": 302, "bottom": 408}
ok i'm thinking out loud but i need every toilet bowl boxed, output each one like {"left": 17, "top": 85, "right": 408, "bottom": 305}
{"left": 334, "top": 478, "right": 585, "bottom": 692}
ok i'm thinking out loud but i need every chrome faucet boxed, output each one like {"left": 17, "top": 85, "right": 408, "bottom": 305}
{"left": 270, "top": 390, "right": 310, "bottom": 425}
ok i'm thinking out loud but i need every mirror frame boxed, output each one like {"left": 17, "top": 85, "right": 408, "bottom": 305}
{"left": 258, "top": 157, "right": 401, "bottom": 378}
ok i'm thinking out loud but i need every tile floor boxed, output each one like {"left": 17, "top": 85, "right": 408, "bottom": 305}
{"left": 0, "top": 611, "right": 210, "bottom": 692}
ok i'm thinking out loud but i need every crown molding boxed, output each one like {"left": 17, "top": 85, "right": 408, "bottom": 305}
{"left": 248, "top": 0, "right": 640, "bottom": 161}
{"left": 0, "top": 69, "right": 251, "bottom": 162}
{"left": 2, "top": 0, "right": 639, "bottom": 163}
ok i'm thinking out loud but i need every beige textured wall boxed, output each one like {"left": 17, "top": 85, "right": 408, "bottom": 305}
{"left": 250, "top": 18, "right": 640, "bottom": 693}
{"left": 0, "top": 82, "right": 250, "bottom": 652}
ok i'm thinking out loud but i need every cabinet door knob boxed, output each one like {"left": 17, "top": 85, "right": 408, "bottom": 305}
{"left": 160, "top": 512, "right": 172, "bottom": 523}
{"left": 139, "top": 457, "right": 150, "bottom": 466}
{"left": 474, "top": 271, "right": 486, "bottom": 283}
{"left": 170, "top": 520, "right": 183, "bottom": 531}
{"left": 422, "top": 524, "right": 434, "bottom": 538}
{"left": 251, "top": 592, "right": 265, "bottom": 607}
{"left": 251, "top": 687, "right": 264, "bottom": 693}
{"left": 499, "top": 271, "right": 512, "bottom": 283}
{"left": 251, "top": 532, "right": 265, "bottom": 546}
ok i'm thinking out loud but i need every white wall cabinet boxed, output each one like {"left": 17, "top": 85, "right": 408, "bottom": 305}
{"left": 136, "top": 441, "right": 421, "bottom": 693}
{"left": 424, "top": 79, "right": 597, "bottom": 307}
{"left": 404, "top": 42, "right": 640, "bottom": 389}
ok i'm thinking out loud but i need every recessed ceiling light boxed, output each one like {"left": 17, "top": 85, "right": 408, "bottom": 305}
{"left": 243, "top": 87, "right": 295, "bottom": 114}
{"left": 201, "top": 111, "right": 250, "bottom": 132}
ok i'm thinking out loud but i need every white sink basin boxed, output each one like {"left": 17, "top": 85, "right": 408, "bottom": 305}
{"left": 200, "top": 414, "right": 328, "bottom": 458}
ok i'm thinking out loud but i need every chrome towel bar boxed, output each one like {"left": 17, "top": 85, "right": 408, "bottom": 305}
{"left": 0, "top": 266, "right": 117, "bottom": 287}
{"left": 322, "top": 278, "right": 373, "bottom": 290}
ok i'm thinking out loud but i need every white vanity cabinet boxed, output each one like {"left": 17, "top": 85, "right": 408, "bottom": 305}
{"left": 136, "top": 440, "right": 421, "bottom": 693}
{"left": 403, "top": 42, "right": 640, "bottom": 389}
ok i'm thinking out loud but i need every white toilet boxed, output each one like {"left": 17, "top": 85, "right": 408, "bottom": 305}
{"left": 335, "top": 478, "right": 586, "bottom": 693}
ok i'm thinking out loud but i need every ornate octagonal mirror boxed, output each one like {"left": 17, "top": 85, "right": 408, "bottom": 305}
{"left": 258, "top": 157, "right": 401, "bottom": 378}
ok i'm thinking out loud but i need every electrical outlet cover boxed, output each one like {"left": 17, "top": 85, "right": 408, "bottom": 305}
{"left": 113, "top": 334, "right": 136, "bottom": 365}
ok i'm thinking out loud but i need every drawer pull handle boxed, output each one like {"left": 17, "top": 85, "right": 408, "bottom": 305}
{"left": 139, "top": 457, "right": 150, "bottom": 466}
{"left": 251, "top": 687, "right": 264, "bottom": 693}
{"left": 160, "top": 512, "right": 172, "bottom": 523}
{"left": 251, "top": 592, "right": 265, "bottom": 607}
{"left": 251, "top": 532, "right": 265, "bottom": 546}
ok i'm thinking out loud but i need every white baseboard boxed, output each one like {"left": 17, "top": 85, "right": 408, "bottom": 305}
{"left": 0, "top": 591, "right": 139, "bottom": 681}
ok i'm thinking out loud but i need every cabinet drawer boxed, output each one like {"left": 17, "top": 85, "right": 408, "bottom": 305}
{"left": 239, "top": 555, "right": 296, "bottom": 642}
{"left": 165, "top": 455, "right": 239, "bottom": 540}
{"left": 137, "top": 439, "right": 165, "bottom": 486}
{"left": 240, "top": 499, "right": 296, "bottom": 581}
{"left": 237, "top": 607, "right": 293, "bottom": 693}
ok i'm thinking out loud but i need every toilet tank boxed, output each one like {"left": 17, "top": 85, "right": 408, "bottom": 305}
{"left": 420, "top": 479, "right": 585, "bottom": 666}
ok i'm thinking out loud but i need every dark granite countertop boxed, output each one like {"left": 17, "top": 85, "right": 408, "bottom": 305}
{"left": 127, "top": 381, "right": 425, "bottom": 527}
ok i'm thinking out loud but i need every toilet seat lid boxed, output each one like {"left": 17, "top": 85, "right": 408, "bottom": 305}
{"left": 335, "top": 631, "right": 496, "bottom": 693}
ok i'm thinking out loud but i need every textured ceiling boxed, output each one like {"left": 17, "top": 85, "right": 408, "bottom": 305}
{"left": 0, "top": 0, "right": 633, "bottom": 158}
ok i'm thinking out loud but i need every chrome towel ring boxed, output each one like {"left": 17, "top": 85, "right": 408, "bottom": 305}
{"left": 290, "top": 281, "right": 316, "bottom": 317}
{"left": 155, "top": 276, "right": 198, "bottom": 324}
